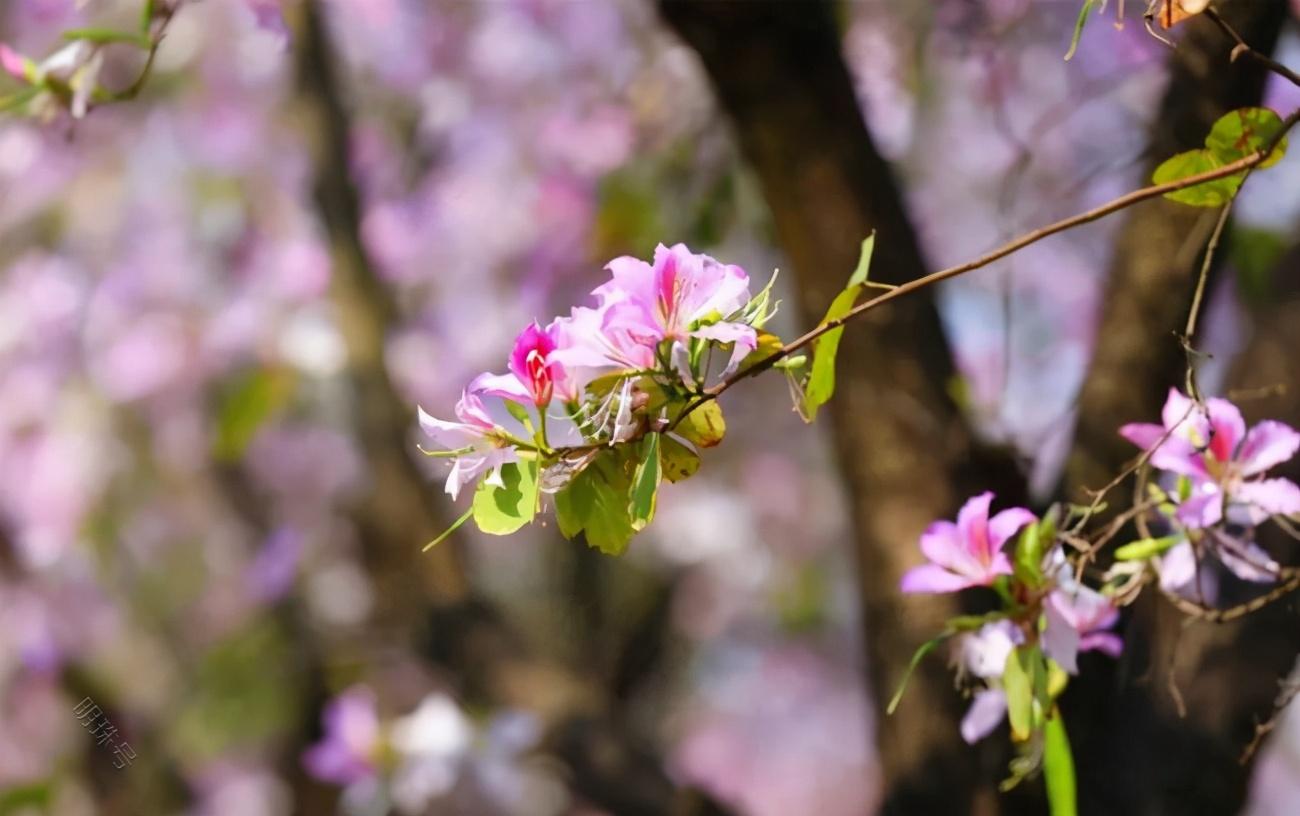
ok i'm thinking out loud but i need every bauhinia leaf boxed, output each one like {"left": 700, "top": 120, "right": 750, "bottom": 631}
{"left": 660, "top": 435, "right": 701, "bottom": 483}
{"left": 471, "top": 459, "right": 539, "bottom": 536}
{"left": 1153, "top": 107, "right": 1288, "bottom": 207}
{"left": 805, "top": 233, "right": 875, "bottom": 421}
{"left": 628, "top": 432, "right": 662, "bottom": 531}
{"left": 676, "top": 400, "right": 726, "bottom": 448}
{"left": 554, "top": 450, "right": 637, "bottom": 555}
{"left": 1003, "top": 646, "right": 1037, "bottom": 742}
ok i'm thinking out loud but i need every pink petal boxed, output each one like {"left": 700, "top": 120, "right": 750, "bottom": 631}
{"left": 1161, "top": 388, "right": 1202, "bottom": 435}
{"left": 1237, "top": 420, "right": 1300, "bottom": 476}
{"left": 1079, "top": 632, "right": 1123, "bottom": 658}
{"left": 1215, "top": 532, "right": 1279, "bottom": 583}
{"left": 1204, "top": 397, "right": 1246, "bottom": 463}
{"left": 1119, "top": 422, "right": 1167, "bottom": 451}
{"left": 961, "top": 689, "right": 1008, "bottom": 744}
{"left": 0, "top": 44, "right": 26, "bottom": 80}
{"left": 1158, "top": 541, "right": 1197, "bottom": 593}
{"left": 899, "top": 564, "right": 975, "bottom": 594}
{"left": 1235, "top": 478, "right": 1300, "bottom": 518}
{"left": 1148, "top": 436, "right": 1209, "bottom": 478}
{"left": 956, "top": 492, "right": 995, "bottom": 563}
{"left": 469, "top": 371, "right": 532, "bottom": 404}
{"left": 1176, "top": 486, "right": 1223, "bottom": 528}
{"left": 988, "top": 507, "right": 1036, "bottom": 551}
{"left": 918, "top": 521, "right": 963, "bottom": 570}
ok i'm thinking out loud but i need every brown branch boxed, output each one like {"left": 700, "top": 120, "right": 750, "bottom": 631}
{"left": 1204, "top": 6, "right": 1300, "bottom": 88}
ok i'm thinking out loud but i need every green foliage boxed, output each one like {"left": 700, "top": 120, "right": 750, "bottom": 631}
{"left": 676, "top": 400, "right": 726, "bottom": 448}
{"left": 425, "top": 505, "right": 474, "bottom": 551}
{"left": 886, "top": 631, "right": 949, "bottom": 715}
{"left": 0, "top": 782, "right": 52, "bottom": 814}
{"left": 1064, "top": 0, "right": 1099, "bottom": 61}
{"left": 212, "top": 367, "right": 295, "bottom": 461}
{"left": 62, "top": 27, "right": 151, "bottom": 47}
{"left": 1043, "top": 711, "right": 1079, "bottom": 816}
{"left": 629, "top": 432, "right": 662, "bottom": 531}
{"left": 804, "top": 234, "right": 875, "bottom": 421}
{"left": 472, "top": 460, "right": 539, "bottom": 535}
{"left": 659, "top": 435, "right": 701, "bottom": 483}
{"left": 1014, "top": 508, "right": 1057, "bottom": 589}
{"left": 555, "top": 449, "right": 637, "bottom": 555}
{"left": 1153, "top": 107, "right": 1289, "bottom": 207}
{"left": 1002, "top": 646, "right": 1038, "bottom": 742}
{"left": 1114, "top": 534, "right": 1181, "bottom": 561}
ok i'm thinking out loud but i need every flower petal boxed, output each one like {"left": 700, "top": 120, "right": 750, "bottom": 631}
{"left": 1215, "top": 532, "right": 1279, "bottom": 584}
{"left": 1158, "top": 541, "right": 1197, "bottom": 593}
{"left": 1237, "top": 421, "right": 1300, "bottom": 477}
{"left": 955, "top": 492, "right": 995, "bottom": 563}
{"left": 988, "top": 507, "right": 1036, "bottom": 551}
{"left": 1176, "top": 485, "right": 1223, "bottom": 528}
{"left": 961, "top": 689, "right": 1008, "bottom": 744}
{"left": 1204, "top": 397, "right": 1246, "bottom": 463}
{"left": 1235, "top": 478, "right": 1300, "bottom": 518}
{"left": 1042, "top": 592, "right": 1082, "bottom": 674}
{"left": 1079, "top": 632, "right": 1123, "bottom": 658}
{"left": 469, "top": 371, "right": 532, "bottom": 404}
{"left": 899, "top": 564, "right": 974, "bottom": 594}
{"left": 1119, "top": 422, "right": 1167, "bottom": 451}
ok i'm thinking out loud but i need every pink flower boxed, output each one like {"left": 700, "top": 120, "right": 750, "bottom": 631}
{"left": 0, "top": 44, "right": 28, "bottom": 81}
{"left": 899, "top": 492, "right": 1035, "bottom": 593}
{"left": 1157, "top": 529, "right": 1279, "bottom": 594}
{"left": 1041, "top": 564, "right": 1122, "bottom": 675}
{"left": 303, "top": 686, "right": 381, "bottom": 785}
{"left": 555, "top": 243, "right": 757, "bottom": 378}
{"left": 1120, "top": 389, "right": 1300, "bottom": 528}
{"left": 472, "top": 321, "right": 567, "bottom": 407}
{"left": 957, "top": 621, "right": 1022, "bottom": 743}
{"left": 418, "top": 390, "right": 518, "bottom": 500}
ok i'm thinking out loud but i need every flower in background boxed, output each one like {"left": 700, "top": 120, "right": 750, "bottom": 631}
{"left": 418, "top": 391, "right": 518, "bottom": 500}
{"left": 956, "top": 620, "right": 1023, "bottom": 743}
{"left": 1120, "top": 389, "right": 1300, "bottom": 528}
{"left": 1157, "top": 528, "right": 1280, "bottom": 594}
{"left": 388, "top": 693, "right": 473, "bottom": 813}
{"left": 302, "top": 686, "right": 381, "bottom": 786}
{"left": 900, "top": 492, "right": 1035, "bottom": 593}
{"left": 1041, "top": 562, "right": 1122, "bottom": 674}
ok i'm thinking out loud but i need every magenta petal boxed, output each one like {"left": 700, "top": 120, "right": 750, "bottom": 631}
{"left": 917, "top": 521, "right": 962, "bottom": 569}
{"left": 1079, "top": 632, "right": 1123, "bottom": 658}
{"left": 1176, "top": 488, "right": 1223, "bottom": 529}
{"left": 961, "top": 689, "right": 1008, "bottom": 744}
{"left": 1148, "top": 436, "right": 1208, "bottom": 478}
{"left": 1235, "top": 478, "right": 1300, "bottom": 517}
{"left": 988, "top": 507, "right": 1036, "bottom": 551}
{"left": 955, "top": 492, "right": 995, "bottom": 561}
{"left": 899, "top": 564, "right": 974, "bottom": 594}
{"left": 1161, "top": 388, "right": 1202, "bottom": 434}
{"left": 1119, "top": 422, "right": 1166, "bottom": 451}
{"left": 1237, "top": 421, "right": 1300, "bottom": 477}
{"left": 1204, "top": 398, "right": 1246, "bottom": 462}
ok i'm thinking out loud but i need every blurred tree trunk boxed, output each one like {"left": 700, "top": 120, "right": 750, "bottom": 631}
{"left": 659, "top": 2, "right": 1028, "bottom": 812}
{"left": 1058, "top": 2, "right": 1290, "bottom": 814}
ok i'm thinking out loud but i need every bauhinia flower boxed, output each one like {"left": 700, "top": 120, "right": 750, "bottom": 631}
{"left": 900, "top": 492, "right": 1036, "bottom": 593}
{"left": 1120, "top": 389, "right": 1300, "bottom": 528}
{"left": 956, "top": 621, "right": 1023, "bottom": 744}
{"left": 472, "top": 321, "right": 568, "bottom": 407}
{"left": 1041, "top": 563, "right": 1122, "bottom": 675}
{"left": 418, "top": 390, "right": 518, "bottom": 500}
{"left": 560, "top": 243, "right": 758, "bottom": 378}
{"left": 303, "top": 686, "right": 381, "bottom": 785}
{"left": 1157, "top": 528, "right": 1279, "bottom": 594}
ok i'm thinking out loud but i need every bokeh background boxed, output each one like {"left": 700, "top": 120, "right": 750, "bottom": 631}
{"left": 2, "top": 0, "right": 1300, "bottom": 814}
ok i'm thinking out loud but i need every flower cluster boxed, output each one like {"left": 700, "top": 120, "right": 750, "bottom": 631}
{"left": 895, "top": 389, "right": 1300, "bottom": 787}
{"left": 418, "top": 243, "right": 776, "bottom": 553}
{"left": 1118, "top": 388, "right": 1300, "bottom": 594}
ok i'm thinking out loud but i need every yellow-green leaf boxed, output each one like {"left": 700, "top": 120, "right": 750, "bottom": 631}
{"left": 472, "top": 460, "right": 538, "bottom": 536}
{"left": 676, "top": 401, "right": 726, "bottom": 448}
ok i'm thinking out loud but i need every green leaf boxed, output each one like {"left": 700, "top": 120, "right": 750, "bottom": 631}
{"left": 472, "top": 460, "right": 539, "bottom": 536}
{"left": 213, "top": 367, "right": 296, "bottom": 461}
{"left": 0, "top": 782, "right": 52, "bottom": 814}
{"left": 1003, "top": 646, "right": 1038, "bottom": 742}
{"left": 1206, "top": 107, "right": 1287, "bottom": 169}
{"left": 503, "top": 400, "right": 532, "bottom": 427}
{"left": 1043, "top": 711, "right": 1079, "bottom": 816}
{"left": 1153, "top": 149, "right": 1238, "bottom": 207}
{"left": 1153, "top": 107, "right": 1289, "bottom": 207}
{"left": 554, "top": 450, "right": 637, "bottom": 555}
{"left": 1064, "top": 0, "right": 1098, "bottom": 61}
{"left": 676, "top": 401, "right": 726, "bottom": 448}
{"left": 805, "top": 234, "right": 876, "bottom": 420}
{"left": 1014, "top": 522, "right": 1047, "bottom": 588}
{"left": 1114, "top": 534, "right": 1181, "bottom": 561}
{"left": 660, "top": 434, "right": 700, "bottom": 483}
{"left": 62, "top": 27, "right": 152, "bottom": 47}
{"left": 424, "top": 505, "right": 474, "bottom": 551}
{"left": 629, "top": 433, "right": 662, "bottom": 531}
{"left": 886, "top": 631, "right": 949, "bottom": 715}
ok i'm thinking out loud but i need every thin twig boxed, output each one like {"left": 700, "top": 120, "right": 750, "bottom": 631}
{"left": 1204, "top": 7, "right": 1300, "bottom": 89}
